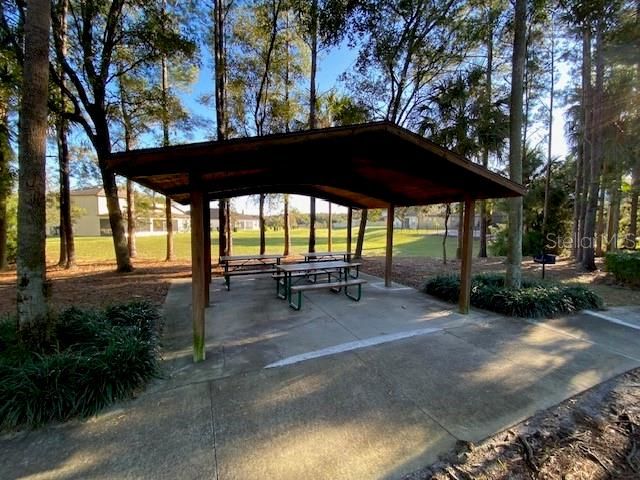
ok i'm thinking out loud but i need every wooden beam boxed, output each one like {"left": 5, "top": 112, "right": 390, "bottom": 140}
{"left": 385, "top": 204, "right": 394, "bottom": 287}
{"left": 203, "top": 201, "right": 211, "bottom": 306}
{"left": 347, "top": 207, "right": 353, "bottom": 254}
{"left": 459, "top": 199, "right": 475, "bottom": 314}
{"left": 190, "top": 188, "right": 206, "bottom": 362}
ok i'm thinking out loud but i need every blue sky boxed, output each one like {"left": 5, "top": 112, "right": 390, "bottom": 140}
{"left": 179, "top": 41, "right": 358, "bottom": 215}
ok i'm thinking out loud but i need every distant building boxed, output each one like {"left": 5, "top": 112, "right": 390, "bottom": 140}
{"left": 50, "top": 187, "right": 191, "bottom": 237}
{"left": 210, "top": 208, "right": 260, "bottom": 230}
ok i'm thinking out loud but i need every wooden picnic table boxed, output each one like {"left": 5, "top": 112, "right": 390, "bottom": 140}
{"left": 275, "top": 260, "right": 364, "bottom": 309}
{"left": 301, "top": 251, "right": 351, "bottom": 262}
{"left": 220, "top": 254, "right": 285, "bottom": 290}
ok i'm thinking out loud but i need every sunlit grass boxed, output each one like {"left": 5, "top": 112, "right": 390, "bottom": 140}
{"left": 46, "top": 226, "right": 477, "bottom": 262}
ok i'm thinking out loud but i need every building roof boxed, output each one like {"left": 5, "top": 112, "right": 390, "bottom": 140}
{"left": 107, "top": 121, "right": 524, "bottom": 208}
{"left": 71, "top": 186, "right": 127, "bottom": 198}
{"left": 71, "top": 186, "right": 104, "bottom": 196}
{"left": 210, "top": 208, "right": 259, "bottom": 221}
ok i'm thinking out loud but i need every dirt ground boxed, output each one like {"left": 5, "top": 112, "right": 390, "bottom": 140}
{"left": 0, "top": 260, "right": 192, "bottom": 317}
{"left": 406, "top": 368, "right": 640, "bottom": 480}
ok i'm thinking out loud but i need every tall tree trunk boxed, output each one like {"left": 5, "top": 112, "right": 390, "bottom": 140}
{"left": 506, "top": 0, "right": 527, "bottom": 288}
{"left": 127, "top": 179, "right": 136, "bottom": 257}
{"left": 572, "top": 144, "right": 583, "bottom": 258}
{"left": 479, "top": 19, "right": 493, "bottom": 258}
{"left": 17, "top": 0, "right": 51, "bottom": 326}
{"left": 307, "top": 0, "right": 318, "bottom": 254}
{"left": 443, "top": 204, "right": 451, "bottom": 264}
{"left": 120, "top": 77, "right": 136, "bottom": 259}
{"left": 606, "top": 178, "right": 621, "bottom": 252}
{"left": 582, "top": 21, "right": 604, "bottom": 271}
{"left": 161, "top": 50, "right": 174, "bottom": 262}
{"left": 577, "top": 27, "right": 593, "bottom": 262}
{"left": 259, "top": 194, "right": 266, "bottom": 255}
{"left": 98, "top": 152, "right": 132, "bottom": 272}
{"left": 308, "top": 197, "right": 316, "bottom": 252}
{"left": 595, "top": 185, "right": 606, "bottom": 256}
{"left": 0, "top": 108, "right": 9, "bottom": 270}
{"left": 355, "top": 208, "right": 367, "bottom": 259}
{"left": 57, "top": 116, "right": 74, "bottom": 268}
{"left": 542, "top": 12, "right": 555, "bottom": 244}
{"left": 165, "top": 196, "right": 174, "bottom": 260}
{"left": 309, "top": 0, "right": 318, "bottom": 130}
{"left": 456, "top": 204, "right": 463, "bottom": 260}
{"left": 628, "top": 4, "right": 640, "bottom": 250}
{"left": 283, "top": 194, "right": 290, "bottom": 255}
{"left": 214, "top": 0, "right": 228, "bottom": 258}
{"left": 56, "top": 0, "right": 74, "bottom": 269}
{"left": 218, "top": 199, "right": 226, "bottom": 258}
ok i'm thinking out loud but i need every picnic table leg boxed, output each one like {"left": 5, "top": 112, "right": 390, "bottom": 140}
{"left": 350, "top": 264, "right": 360, "bottom": 279}
{"left": 345, "top": 282, "right": 362, "bottom": 301}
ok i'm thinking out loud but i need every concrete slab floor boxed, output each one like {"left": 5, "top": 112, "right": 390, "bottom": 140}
{"left": 1, "top": 273, "right": 639, "bottom": 480}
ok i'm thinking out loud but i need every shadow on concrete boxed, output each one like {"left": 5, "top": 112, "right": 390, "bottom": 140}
{"left": 2, "top": 274, "right": 639, "bottom": 480}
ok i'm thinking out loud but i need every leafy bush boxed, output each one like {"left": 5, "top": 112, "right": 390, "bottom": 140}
{"left": 605, "top": 251, "right": 640, "bottom": 286}
{"left": 425, "top": 273, "right": 603, "bottom": 318}
{"left": 0, "top": 301, "right": 161, "bottom": 430}
{"left": 489, "top": 226, "right": 547, "bottom": 257}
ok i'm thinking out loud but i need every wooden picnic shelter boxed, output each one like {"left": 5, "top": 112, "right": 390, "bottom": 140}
{"left": 107, "top": 121, "right": 524, "bottom": 362}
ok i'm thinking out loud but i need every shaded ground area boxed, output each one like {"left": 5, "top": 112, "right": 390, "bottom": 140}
{"left": 362, "top": 256, "right": 640, "bottom": 307}
{"left": 0, "top": 260, "right": 191, "bottom": 316}
{"left": 2, "top": 275, "right": 639, "bottom": 479}
{"left": 410, "top": 368, "right": 640, "bottom": 480}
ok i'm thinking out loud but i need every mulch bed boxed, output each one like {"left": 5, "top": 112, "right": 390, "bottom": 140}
{"left": 406, "top": 368, "right": 640, "bottom": 480}
{"left": 0, "top": 260, "right": 192, "bottom": 317}
{"left": 361, "top": 256, "right": 640, "bottom": 306}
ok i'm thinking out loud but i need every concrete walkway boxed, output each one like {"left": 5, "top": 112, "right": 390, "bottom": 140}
{"left": 2, "top": 274, "right": 640, "bottom": 480}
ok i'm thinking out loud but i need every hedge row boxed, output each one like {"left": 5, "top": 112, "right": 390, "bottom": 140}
{"left": 424, "top": 273, "right": 603, "bottom": 318}
{"left": 605, "top": 251, "right": 640, "bottom": 286}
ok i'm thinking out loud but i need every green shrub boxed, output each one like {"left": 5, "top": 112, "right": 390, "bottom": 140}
{"left": 605, "top": 251, "right": 640, "bottom": 286}
{"left": 0, "top": 301, "right": 161, "bottom": 430}
{"left": 425, "top": 273, "right": 603, "bottom": 318}
{"left": 489, "top": 226, "right": 547, "bottom": 257}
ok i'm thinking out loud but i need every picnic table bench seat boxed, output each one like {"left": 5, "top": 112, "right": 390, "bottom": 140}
{"left": 223, "top": 267, "right": 278, "bottom": 290}
{"left": 289, "top": 278, "right": 367, "bottom": 310}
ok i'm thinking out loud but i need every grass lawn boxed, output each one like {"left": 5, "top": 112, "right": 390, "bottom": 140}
{"left": 46, "top": 227, "right": 476, "bottom": 263}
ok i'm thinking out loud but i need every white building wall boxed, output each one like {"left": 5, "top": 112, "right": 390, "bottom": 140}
{"left": 71, "top": 195, "right": 101, "bottom": 236}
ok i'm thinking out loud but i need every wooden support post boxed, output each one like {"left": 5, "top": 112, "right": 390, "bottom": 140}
{"left": 347, "top": 207, "right": 353, "bottom": 255}
{"left": 203, "top": 200, "right": 211, "bottom": 306}
{"left": 190, "top": 188, "right": 206, "bottom": 362}
{"left": 385, "top": 204, "right": 395, "bottom": 287}
{"left": 328, "top": 203, "right": 332, "bottom": 251}
{"left": 459, "top": 198, "right": 475, "bottom": 314}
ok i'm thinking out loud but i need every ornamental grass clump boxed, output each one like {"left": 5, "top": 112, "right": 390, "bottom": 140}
{"left": 425, "top": 273, "right": 602, "bottom": 318}
{"left": 0, "top": 301, "right": 161, "bottom": 431}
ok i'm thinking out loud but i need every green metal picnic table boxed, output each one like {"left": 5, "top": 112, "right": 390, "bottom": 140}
{"left": 220, "top": 254, "right": 285, "bottom": 290}
{"left": 274, "top": 260, "right": 364, "bottom": 310}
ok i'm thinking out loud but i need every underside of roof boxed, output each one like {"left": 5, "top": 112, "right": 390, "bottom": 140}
{"left": 107, "top": 121, "right": 524, "bottom": 208}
